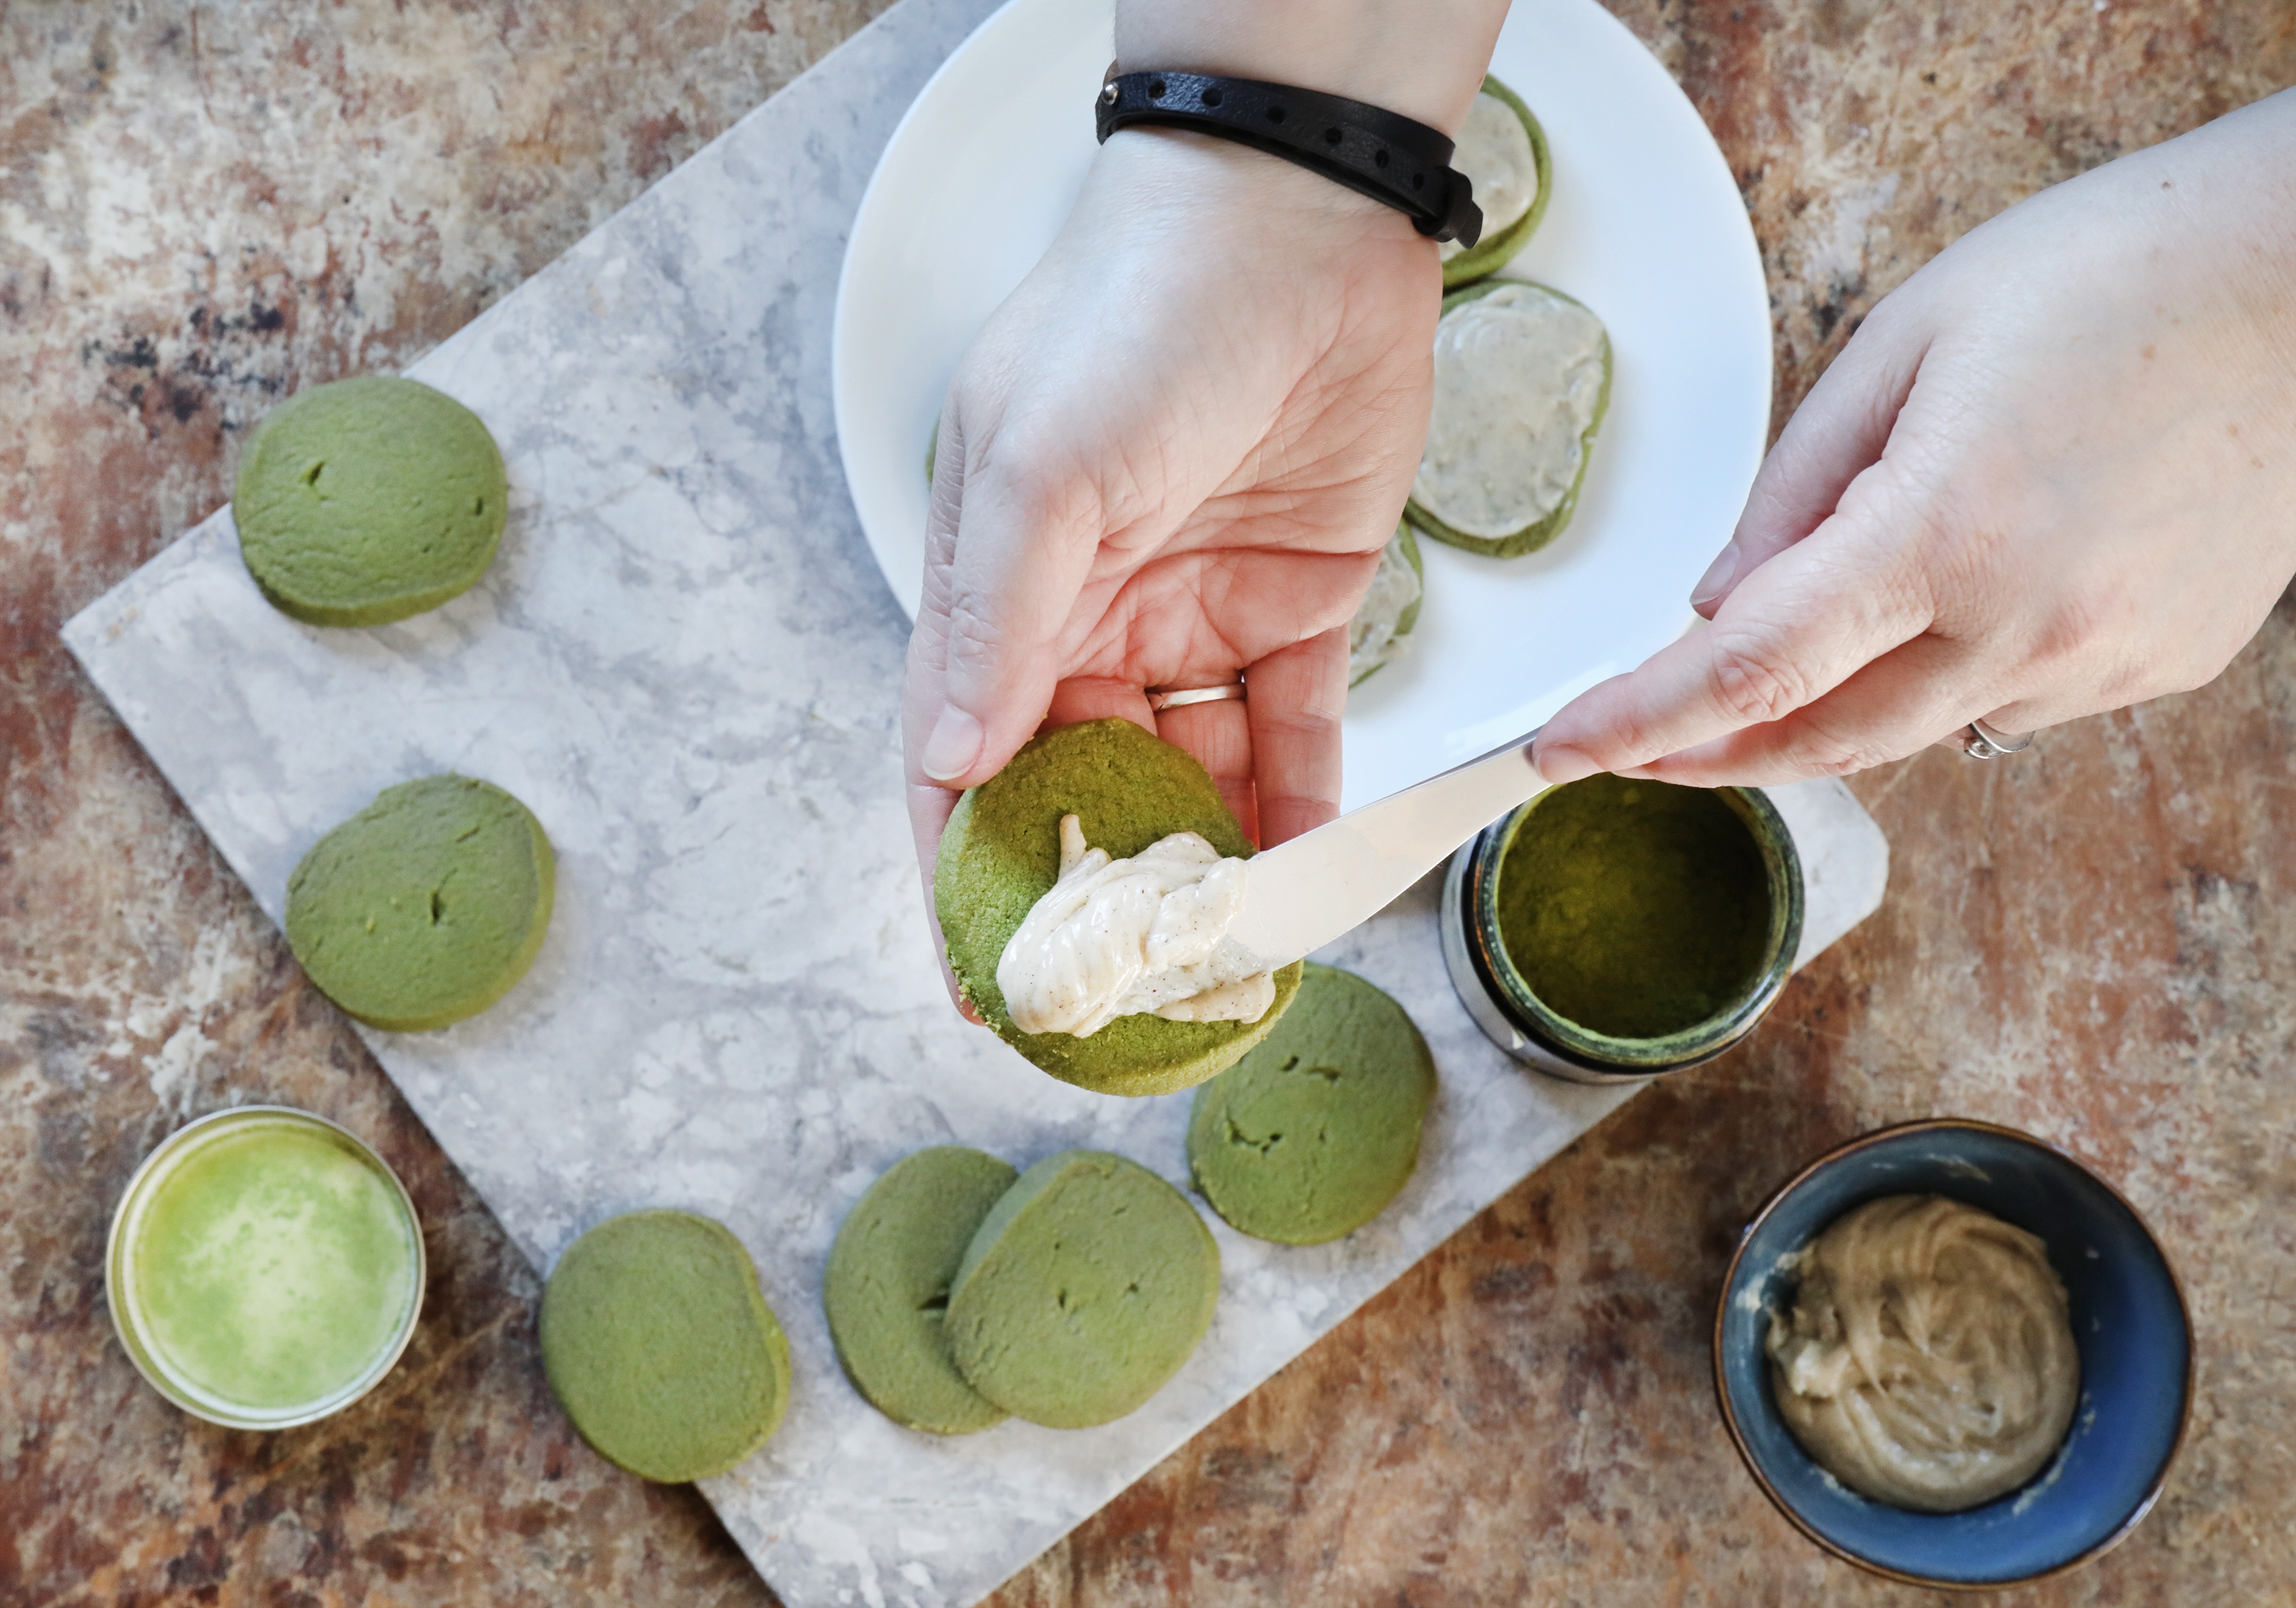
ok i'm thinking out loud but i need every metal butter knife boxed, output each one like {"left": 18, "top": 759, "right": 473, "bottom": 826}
{"left": 1220, "top": 728, "right": 1551, "bottom": 973}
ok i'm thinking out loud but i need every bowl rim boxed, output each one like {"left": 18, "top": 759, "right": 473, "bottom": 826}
{"left": 1710, "top": 1115, "right": 2194, "bottom": 1590}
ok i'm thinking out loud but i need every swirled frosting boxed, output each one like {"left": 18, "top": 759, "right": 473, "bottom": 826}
{"left": 1764, "top": 1194, "right": 2080, "bottom": 1512}
{"left": 1412, "top": 283, "right": 1607, "bottom": 539}
{"left": 996, "top": 814, "right": 1274, "bottom": 1038}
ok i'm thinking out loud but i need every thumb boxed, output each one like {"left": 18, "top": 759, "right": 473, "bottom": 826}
{"left": 1692, "top": 303, "right": 1929, "bottom": 618}
{"left": 905, "top": 400, "right": 1103, "bottom": 790}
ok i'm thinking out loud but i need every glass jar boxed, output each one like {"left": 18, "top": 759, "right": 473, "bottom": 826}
{"left": 1442, "top": 780, "right": 1804, "bottom": 1084}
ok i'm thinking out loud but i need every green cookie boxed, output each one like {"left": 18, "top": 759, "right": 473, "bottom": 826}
{"left": 1406, "top": 281, "right": 1613, "bottom": 560}
{"left": 935, "top": 718, "right": 1303, "bottom": 1098}
{"left": 1189, "top": 964, "right": 1437, "bottom": 1245}
{"left": 540, "top": 1210, "right": 790, "bottom": 1483}
{"left": 285, "top": 773, "right": 555, "bottom": 1032}
{"left": 1441, "top": 75, "right": 1553, "bottom": 290}
{"left": 947, "top": 1149, "right": 1220, "bottom": 1429}
{"left": 234, "top": 375, "right": 508, "bottom": 627}
{"left": 825, "top": 1147, "right": 1018, "bottom": 1435}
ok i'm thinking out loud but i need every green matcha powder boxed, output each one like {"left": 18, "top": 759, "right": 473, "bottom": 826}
{"left": 1494, "top": 775, "right": 1771, "bottom": 1040}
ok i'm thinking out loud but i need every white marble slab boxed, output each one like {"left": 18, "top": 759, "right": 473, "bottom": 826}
{"left": 62, "top": 1, "right": 1888, "bottom": 1603}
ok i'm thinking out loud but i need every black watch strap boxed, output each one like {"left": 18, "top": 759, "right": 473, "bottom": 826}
{"left": 1096, "top": 70, "right": 1483, "bottom": 247}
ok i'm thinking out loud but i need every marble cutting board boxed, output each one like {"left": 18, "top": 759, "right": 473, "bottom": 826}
{"left": 62, "top": 0, "right": 1890, "bottom": 1603}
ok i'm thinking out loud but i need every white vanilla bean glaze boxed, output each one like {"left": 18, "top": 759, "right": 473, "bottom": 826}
{"left": 996, "top": 815, "right": 1275, "bottom": 1038}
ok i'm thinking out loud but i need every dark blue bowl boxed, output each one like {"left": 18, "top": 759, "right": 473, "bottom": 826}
{"left": 1714, "top": 1119, "right": 2191, "bottom": 1588}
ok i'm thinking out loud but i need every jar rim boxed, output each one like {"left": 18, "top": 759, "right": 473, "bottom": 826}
{"left": 105, "top": 1104, "right": 427, "bottom": 1431}
{"left": 1466, "top": 781, "right": 1805, "bottom": 1072}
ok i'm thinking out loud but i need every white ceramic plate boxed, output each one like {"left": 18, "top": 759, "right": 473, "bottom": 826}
{"left": 834, "top": 0, "right": 1770, "bottom": 810}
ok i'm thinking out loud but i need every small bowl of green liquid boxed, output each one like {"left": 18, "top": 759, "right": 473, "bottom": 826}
{"left": 1442, "top": 773, "right": 1804, "bottom": 1083}
{"left": 106, "top": 1105, "right": 425, "bottom": 1429}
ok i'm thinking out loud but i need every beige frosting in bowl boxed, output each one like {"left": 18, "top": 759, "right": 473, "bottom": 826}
{"left": 1764, "top": 1194, "right": 2080, "bottom": 1512}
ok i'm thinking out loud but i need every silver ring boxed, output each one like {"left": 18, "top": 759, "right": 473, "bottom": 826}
{"left": 1147, "top": 679, "right": 1246, "bottom": 712}
{"left": 1958, "top": 716, "right": 2033, "bottom": 759}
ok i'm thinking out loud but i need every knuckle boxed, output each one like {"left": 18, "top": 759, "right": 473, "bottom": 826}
{"left": 1602, "top": 705, "right": 1670, "bottom": 768}
{"left": 1788, "top": 720, "right": 1901, "bottom": 780}
{"left": 1704, "top": 630, "right": 1812, "bottom": 726}
{"left": 972, "top": 421, "right": 1112, "bottom": 539}
{"left": 938, "top": 588, "right": 1010, "bottom": 682}
{"left": 1803, "top": 743, "right": 1890, "bottom": 779}
{"left": 1548, "top": 678, "right": 1654, "bottom": 768}
{"left": 2020, "top": 585, "right": 2123, "bottom": 670}
{"left": 970, "top": 453, "right": 1065, "bottom": 535}
{"left": 1254, "top": 690, "right": 1340, "bottom": 738}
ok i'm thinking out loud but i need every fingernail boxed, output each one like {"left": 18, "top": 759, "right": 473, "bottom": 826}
{"left": 920, "top": 707, "right": 984, "bottom": 782}
{"left": 1689, "top": 540, "right": 1740, "bottom": 611}
{"left": 1533, "top": 743, "right": 1600, "bottom": 785}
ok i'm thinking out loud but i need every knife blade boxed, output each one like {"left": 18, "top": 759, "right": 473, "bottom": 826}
{"left": 1218, "top": 728, "right": 1550, "bottom": 974}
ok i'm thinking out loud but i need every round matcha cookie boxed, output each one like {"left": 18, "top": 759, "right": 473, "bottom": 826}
{"left": 935, "top": 718, "right": 1303, "bottom": 1098}
{"left": 285, "top": 773, "right": 555, "bottom": 1032}
{"left": 946, "top": 1149, "right": 1220, "bottom": 1429}
{"left": 1406, "top": 280, "right": 1612, "bottom": 560}
{"left": 1188, "top": 963, "right": 1437, "bottom": 1245}
{"left": 1441, "top": 75, "right": 1552, "bottom": 289}
{"left": 825, "top": 1146, "right": 1019, "bottom": 1435}
{"left": 540, "top": 1210, "right": 791, "bottom": 1483}
{"left": 233, "top": 375, "right": 508, "bottom": 627}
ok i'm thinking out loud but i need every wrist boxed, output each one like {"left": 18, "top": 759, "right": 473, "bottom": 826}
{"left": 1114, "top": 0, "right": 1507, "bottom": 134}
{"left": 1086, "top": 119, "right": 1414, "bottom": 247}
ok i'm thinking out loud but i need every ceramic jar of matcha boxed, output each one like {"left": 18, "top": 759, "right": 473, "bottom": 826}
{"left": 1442, "top": 774, "right": 1803, "bottom": 1083}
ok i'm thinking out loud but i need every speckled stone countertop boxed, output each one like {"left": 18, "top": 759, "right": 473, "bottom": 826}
{"left": 4, "top": 3, "right": 2292, "bottom": 1604}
